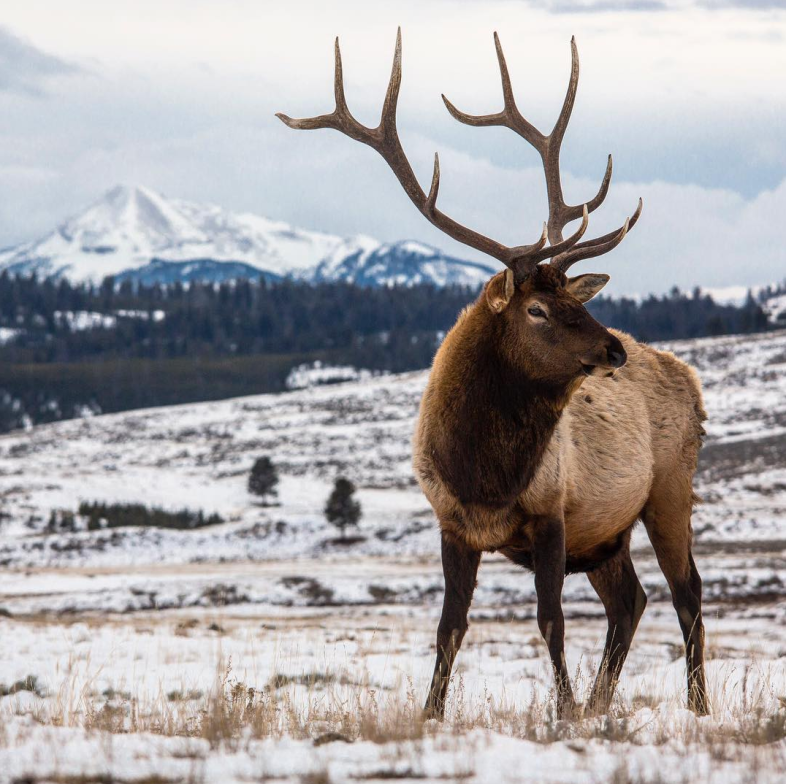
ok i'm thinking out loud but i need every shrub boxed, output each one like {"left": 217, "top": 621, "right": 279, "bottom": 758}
{"left": 77, "top": 501, "right": 223, "bottom": 531}
{"left": 46, "top": 509, "right": 80, "bottom": 534}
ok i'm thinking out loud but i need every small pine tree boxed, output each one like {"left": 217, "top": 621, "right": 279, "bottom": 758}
{"left": 248, "top": 457, "right": 279, "bottom": 504}
{"left": 325, "top": 477, "right": 362, "bottom": 540}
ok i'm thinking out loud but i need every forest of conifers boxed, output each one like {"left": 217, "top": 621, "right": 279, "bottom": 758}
{"left": 0, "top": 272, "right": 773, "bottom": 432}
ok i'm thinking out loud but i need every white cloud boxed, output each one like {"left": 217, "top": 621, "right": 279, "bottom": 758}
{"left": 262, "top": 129, "right": 786, "bottom": 294}
{"left": 0, "top": 1, "right": 783, "bottom": 292}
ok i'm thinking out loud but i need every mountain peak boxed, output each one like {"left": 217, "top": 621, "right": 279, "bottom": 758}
{"left": 100, "top": 183, "right": 169, "bottom": 215}
{"left": 103, "top": 182, "right": 162, "bottom": 200}
{"left": 0, "top": 186, "right": 496, "bottom": 287}
{"left": 60, "top": 184, "right": 205, "bottom": 251}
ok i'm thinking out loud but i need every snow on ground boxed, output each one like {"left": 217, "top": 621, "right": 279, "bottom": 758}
{"left": 0, "top": 329, "right": 783, "bottom": 781}
{"left": 285, "top": 361, "right": 383, "bottom": 390}
{"left": 54, "top": 309, "right": 118, "bottom": 331}
{"left": 0, "top": 568, "right": 783, "bottom": 783}
{"left": 763, "top": 293, "right": 786, "bottom": 325}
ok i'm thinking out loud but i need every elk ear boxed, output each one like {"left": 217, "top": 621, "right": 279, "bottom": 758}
{"left": 566, "top": 273, "right": 610, "bottom": 303}
{"left": 486, "top": 269, "right": 515, "bottom": 313}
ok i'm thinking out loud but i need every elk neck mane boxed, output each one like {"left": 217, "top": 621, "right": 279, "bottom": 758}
{"left": 427, "top": 300, "right": 574, "bottom": 511}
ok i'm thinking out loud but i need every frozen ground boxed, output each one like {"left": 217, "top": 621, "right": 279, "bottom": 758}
{"left": 0, "top": 330, "right": 783, "bottom": 781}
{"left": 0, "top": 562, "right": 784, "bottom": 783}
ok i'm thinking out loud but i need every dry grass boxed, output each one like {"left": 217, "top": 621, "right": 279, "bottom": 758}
{"left": 1, "top": 608, "right": 783, "bottom": 783}
{"left": 12, "top": 655, "right": 783, "bottom": 757}
{"left": 0, "top": 660, "right": 782, "bottom": 784}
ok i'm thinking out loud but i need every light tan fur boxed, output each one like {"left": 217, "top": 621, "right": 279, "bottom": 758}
{"left": 413, "top": 330, "right": 706, "bottom": 561}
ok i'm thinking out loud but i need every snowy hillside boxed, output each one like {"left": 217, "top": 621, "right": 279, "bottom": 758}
{"left": 0, "top": 184, "right": 495, "bottom": 287}
{"left": 0, "top": 328, "right": 783, "bottom": 581}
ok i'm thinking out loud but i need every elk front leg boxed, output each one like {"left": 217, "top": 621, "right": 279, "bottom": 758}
{"left": 423, "top": 533, "right": 481, "bottom": 719}
{"left": 532, "top": 515, "right": 575, "bottom": 719}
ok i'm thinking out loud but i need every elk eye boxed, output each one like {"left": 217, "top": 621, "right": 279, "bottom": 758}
{"left": 528, "top": 305, "right": 547, "bottom": 319}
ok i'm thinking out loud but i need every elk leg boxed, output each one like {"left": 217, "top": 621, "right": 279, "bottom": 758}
{"left": 643, "top": 489, "right": 709, "bottom": 715}
{"left": 531, "top": 515, "right": 575, "bottom": 718}
{"left": 423, "top": 533, "right": 481, "bottom": 719}
{"left": 586, "top": 544, "right": 647, "bottom": 713}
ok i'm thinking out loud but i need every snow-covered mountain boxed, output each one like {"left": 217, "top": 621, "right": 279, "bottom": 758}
{"left": 0, "top": 185, "right": 495, "bottom": 288}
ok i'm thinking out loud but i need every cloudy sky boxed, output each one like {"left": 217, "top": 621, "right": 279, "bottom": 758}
{"left": 0, "top": 0, "right": 784, "bottom": 295}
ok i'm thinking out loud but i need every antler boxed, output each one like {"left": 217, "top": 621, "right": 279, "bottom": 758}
{"left": 443, "top": 32, "right": 641, "bottom": 274}
{"left": 276, "top": 29, "right": 591, "bottom": 282}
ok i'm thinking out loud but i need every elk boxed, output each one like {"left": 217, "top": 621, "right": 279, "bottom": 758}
{"left": 277, "top": 30, "right": 709, "bottom": 719}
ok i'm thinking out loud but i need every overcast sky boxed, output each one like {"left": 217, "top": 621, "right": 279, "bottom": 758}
{"left": 1, "top": 0, "right": 784, "bottom": 295}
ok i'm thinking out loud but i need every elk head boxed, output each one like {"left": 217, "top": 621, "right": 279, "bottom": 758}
{"left": 277, "top": 29, "right": 641, "bottom": 382}
{"left": 485, "top": 264, "right": 626, "bottom": 383}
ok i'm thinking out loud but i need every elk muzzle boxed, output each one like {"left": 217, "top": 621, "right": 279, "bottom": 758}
{"left": 580, "top": 335, "right": 627, "bottom": 376}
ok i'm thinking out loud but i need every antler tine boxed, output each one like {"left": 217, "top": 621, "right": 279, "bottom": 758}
{"left": 553, "top": 198, "right": 643, "bottom": 272}
{"left": 276, "top": 37, "right": 373, "bottom": 142}
{"left": 543, "top": 36, "right": 579, "bottom": 244}
{"left": 548, "top": 37, "right": 580, "bottom": 168}
{"left": 380, "top": 28, "right": 402, "bottom": 135}
{"left": 333, "top": 37, "right": 348, "bottom": 114}
{"left": 494, "top": 30, "right": 516, "bottom": 112}
{"left": 442, "top": 32, "right": 544, "bottom": 147}
{"left": 560, "top": 154, "right": 613, "bottom": 225}
{"left": 586, "top": 154, "right": 613, "bottom": 213}
{"left": 425, "top": 153, "right": 441, "bottom": 214}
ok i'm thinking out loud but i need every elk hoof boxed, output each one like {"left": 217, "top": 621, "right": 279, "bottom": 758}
{"left": 689, "top": 697, "right": 710, "bottom": 716}
{"left": 556, "top": 697, "right": 579, "bottom": 721}
{"left": 422, "top": 702, "right": 446, "bottom": 722}
{"left": 584, "top": 692, "right": 612, "bottom": 717}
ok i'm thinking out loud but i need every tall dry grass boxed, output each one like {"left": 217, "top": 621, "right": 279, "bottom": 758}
{"left": 7, "top": 654, "right": 781, "bottom": 755}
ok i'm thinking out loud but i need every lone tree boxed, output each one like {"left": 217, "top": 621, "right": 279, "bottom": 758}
{"left": 248, "top": 457, "right": 279, "bottom": 505}
{"left": 325, "top": 477, "right": 362, "bottom": 540}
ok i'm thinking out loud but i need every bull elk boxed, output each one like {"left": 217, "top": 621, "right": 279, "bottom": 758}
{"left": 277, "top": 30, "right": 709, "bottom": 719}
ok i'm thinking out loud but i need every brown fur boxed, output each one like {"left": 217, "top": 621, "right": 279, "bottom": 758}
{"left": 417, "top": 265, "right": 709, "bottom": 718}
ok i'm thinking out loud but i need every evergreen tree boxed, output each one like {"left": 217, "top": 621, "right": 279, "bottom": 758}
{"left": 248, "top": 456, "right": 279, "bottom": 504}
{"left": 324, "top": 477, "right": 362, "bottom": 540}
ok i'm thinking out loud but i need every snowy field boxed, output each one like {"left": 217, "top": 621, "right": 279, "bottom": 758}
{"left": 0, "top": 570, "right": 783, "bottom": 783}
{"left": 0, "top": 329, "right": 784, "bottom": 781}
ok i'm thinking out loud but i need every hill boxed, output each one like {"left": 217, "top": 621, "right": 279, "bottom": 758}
{"left": 0, "top": 328, "right": 783, "bottom": 583}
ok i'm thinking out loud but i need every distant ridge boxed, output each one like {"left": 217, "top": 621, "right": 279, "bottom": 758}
{"left": 0, "top": 184, "right": 496, "bottom": 288}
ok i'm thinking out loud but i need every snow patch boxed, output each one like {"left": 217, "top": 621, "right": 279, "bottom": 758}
{"left": 285, "top": 361, "right": 378, "bottom": 390}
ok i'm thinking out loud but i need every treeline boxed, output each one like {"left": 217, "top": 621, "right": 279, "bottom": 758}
{"left": 0, "top": 273, "right": 771, "bottom": 361}
{"left": 588, "top": 287, "right": 770, "bottom": 342}
{"left": 0, "top": 273, "right": 469, "bottom": 366}
{"left": 0, "top": 273, "right": 773, "bottom": 432}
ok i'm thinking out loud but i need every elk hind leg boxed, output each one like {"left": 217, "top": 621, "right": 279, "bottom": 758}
{"left": 423, "top": 532, "right": 481, "bottom": 719}
{"left": 586, "top": 538, "right": 647, "bottom": 714}
{"left": 643, "top": 480, "right": 709, "bottom": 715}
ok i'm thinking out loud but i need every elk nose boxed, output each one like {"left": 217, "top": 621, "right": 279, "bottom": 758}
{"left": 606, "top": 340, "right": 627, "bottom": 368}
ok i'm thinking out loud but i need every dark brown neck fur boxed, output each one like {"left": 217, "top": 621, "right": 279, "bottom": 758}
{"left": 427, "top": 300, "right": 572, "bottom": 510}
